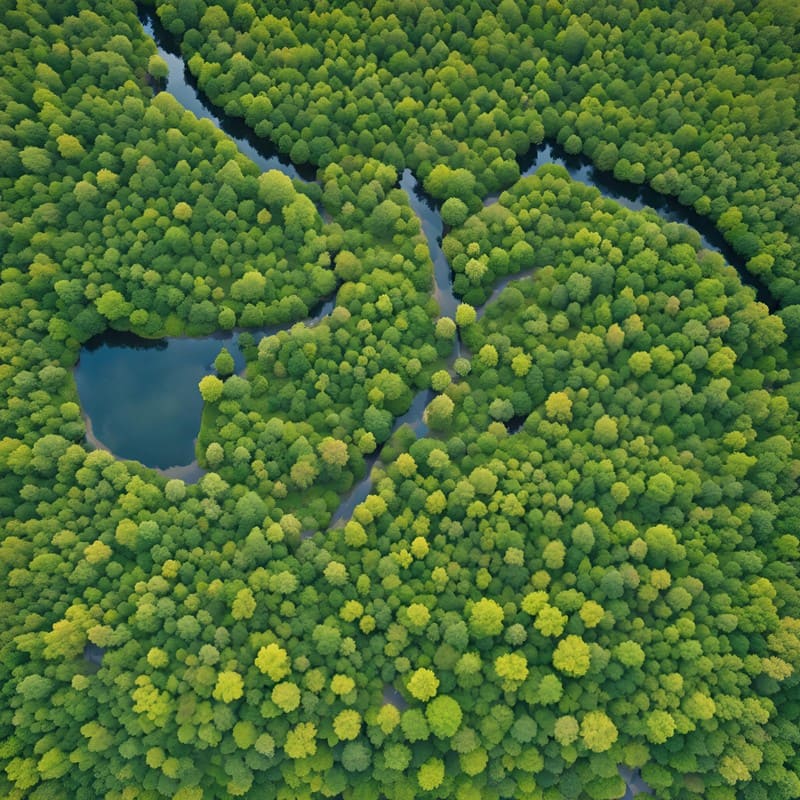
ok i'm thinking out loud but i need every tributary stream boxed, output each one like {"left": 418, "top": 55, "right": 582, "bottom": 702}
{"left": 76, "top": 4, "right": 768, "bottom": 535}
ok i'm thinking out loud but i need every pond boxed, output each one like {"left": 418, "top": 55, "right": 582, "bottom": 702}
{"left": 75, "top": 5, "right": 771, "bottom": 488}
{"left": 76, "top": 329, "right": 243, "bottom": 475}
{"left": 74, "top": 296, "right": 335, "bottom": 476}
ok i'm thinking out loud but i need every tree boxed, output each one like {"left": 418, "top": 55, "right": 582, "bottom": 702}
{"left": 469, "top": 467, "right": 497, "bottom": 496}
{"left": 425, "top": 165, "right": 476, "bottom": 202}
{"left": 258, "top": 170, "right": 295, "bottom": 207}
{"left": 284, "top": 722, "right": 317, "bottom": 759}
{"left": 37, "top": 747, "right": 70, "bottom": 781}
{"left": 318, "top": 437, "right": 349, "bottom": 468}
{"left": 593, "top": 415, "right": 618, "bottom": 445}
{"left": 56, "top": 133, "right": 85, "bottom": 159}
{"left": 213, "top": 671, "right": 244, "bottom": 703}
{"left": 214, "top": 348, "right": 235, "bottom": 376}
{"left": 441, "top": 197, "right": 469, "bottom": 227}
{"left": 43, "top": 618, "right": 85, "bottom": 660}
{"left": 407, "top": 668, "right": 439, "bottom": 701}
{"left": 401, "top": 708, "right": 430, "bottom": 743}
{"left": 334, "top": 710, "right": 362, "bottom": 740}
{"left": 614, "top": 641, "right": 645, "bottom": 668}
{"left": 535, "top": 605, "right": 567, "bottom": 637}
{"left": 558, "top": 23, "right": 589, "bottom": 63}
{"left": 554, "top": 716, "right": 580, "bottom": 746}
{"left": 272, "top": 681, "right": 301, "bottom": 712}
{"left": 455, "top": 653, "right": 482, "bottom": 689}
{"left": 426, "top": 696, "right": 462, "bottom": 738}
{"left": 455, "top": 303, "right": 477, "bottom": 327}
{"left": 368, "top": 199, "right": 403, "bottom": 237}
{"left": 646, "top": 473, "right": 675, "bottom": 504}
{"left": 418, "top": 758, "right": 445, "bottom": 791}
{"left": 255, "top": 643, "right": 290, "bottom": 681}
{"left": 545, "top": 391, "right": 572, "bottom": 421}
{"left": 148, "top": 53, "right": 168, "bottom": 80}
{"left": 494, "top": 653, "right": 529, "bottom": 690}
{"left": 342, "top": 742, "right": 372, "bottom": 772}
{"left": 232, "top": 588, "right": 256, "bottom": 620}
{"left": 199, "top": 374, "right": 224, "bottom": 403}
{"left": 424, "top": 394, "right": 455, "bottom": 431}
{"left": 468, "top": 598, "right": 504, "bottom": 637}
{"left": 580, "top": 711, "right": 618, "bottom": 753}
{"left": 231, "top": 271, "right": 267, "bottom": 303}
{"left": 552, "top": 636, "right": 591, "bottom": 677}
{"left": 646, "top": 710, "right": 676, "bottom": 744}
{"left": 628, "top": 351, "right": 652, "bottom": 376}
{"left": 537, "top": 674, "right": 564, "bottom": 705}
{"left": 95, "top": 289, "right": 131, "bottom": 321}
{"left": 331, "top": 674, "right": 356, "bottom": 697}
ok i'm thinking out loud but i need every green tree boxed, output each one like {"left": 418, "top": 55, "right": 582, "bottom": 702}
{"left": 418, "top": 758, "right": 445, "bottom": 791}
{"left": 494, "top": 653, "right": 529, "bottom": 690}
{"left": 580, "top": 711, "right": 618, "bottom": 753}
{"left": 468, "top": 598, "right": 504, "bottom": 638}
{"left": 199, "top": 374, "right": 224, "bottom": 403}
{"left": 426, "top": 696, "right": 462, "bottom": 738}
{"left": 213, "top": 671, "right": 244, "bottom": 703}
{"left": 333, "top": 709, "right": 362, "bottom": 741}
{"left": 407, "top": 668, "right": 439, "bottom": 702}
{"left": 552, "top": 636, "right": 591, "bottom": 677}
{"left": 255, "top": 643, "right": 291, "bottom": 681}
{"left": 284, "top": 722, "right": 317, "bottom": 759}
{"left": 214, "top": 348, "right": 235, "bottom": 377}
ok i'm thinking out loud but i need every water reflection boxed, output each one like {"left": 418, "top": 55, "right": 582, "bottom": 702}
{"left": 401, "top": 169, "right": 457, "bottom": 319}
{"left": 500, "top": 142, "right": 774, "bottom": 309}
{"left": 76, "top": 331, "right": 242, "bottom": 470}
{"left": 80, "top": 5, "right": 771, "bottom": 486}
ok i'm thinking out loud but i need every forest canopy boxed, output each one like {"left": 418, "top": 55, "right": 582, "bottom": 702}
{"left": 0, "top": 1, "right": 799, "bottom": 799}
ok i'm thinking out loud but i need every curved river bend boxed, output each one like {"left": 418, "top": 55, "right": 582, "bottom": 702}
{"left": 76, "top": 4, "right": 770, "bottom": 506}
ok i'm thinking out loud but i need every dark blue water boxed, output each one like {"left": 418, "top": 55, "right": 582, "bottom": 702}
{"left": 76, "top": 331, "right": 241, "bottom": 470}
{"left": 75, "top": 296, "right": 335, "bottom": 472}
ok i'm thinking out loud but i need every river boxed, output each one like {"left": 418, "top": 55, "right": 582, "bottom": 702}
{"left": 76, "top": 3, "right": 770, "bottom": 507}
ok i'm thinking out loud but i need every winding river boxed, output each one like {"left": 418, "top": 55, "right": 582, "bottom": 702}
{"left": 76, "top": 1, "right": 769, "bottom": 530}
{"left": 140, "top": 10, "right": 312, "bottom": 183}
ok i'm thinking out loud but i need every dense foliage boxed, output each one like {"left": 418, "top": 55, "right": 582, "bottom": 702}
{"left": 152, "top": 0, "right": 800, "bottom": 305}
{"left": 1, "top": 1, "right": 799, "bottom": 800}
{"left": 195, "top": 155, "right": 443, "bottom": 529}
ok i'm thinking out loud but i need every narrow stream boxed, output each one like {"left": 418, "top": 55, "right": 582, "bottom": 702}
{"left": 78, "top": 2, "right": 772, "bottom": 508}
{"left": 140, "top": 10, "right": 314, "bottom": 184}
{"left": 328, "top": 389, "right": 433, "bottom": 527}
{"left": 498, "top": 142, "right": 776, "bottom": 310}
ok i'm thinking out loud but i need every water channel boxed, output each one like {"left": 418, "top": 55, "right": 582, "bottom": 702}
{"left": 76, "top": 4, "right": 771, "bottom": 491}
